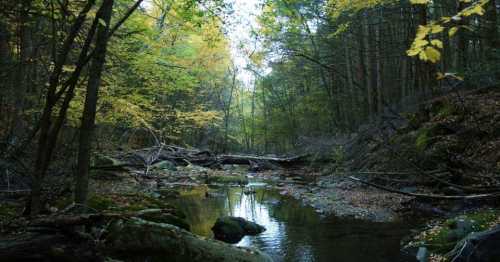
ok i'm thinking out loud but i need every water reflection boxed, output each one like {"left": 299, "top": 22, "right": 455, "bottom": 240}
{"left": 171, "top": 183, "right": 414, "bottom": 262}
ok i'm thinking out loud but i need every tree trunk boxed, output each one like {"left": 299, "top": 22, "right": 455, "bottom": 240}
{"left": 456, "top": 1, "right": 468, "bottom": 73}
{"left": 29, "top": 0, "right": 96, "bottom": 215}
{"left": 363, "top": 13, "right": 373, "bottom": 120}
{"left": 375, "top": 10, "right": 384, "bottom": 114}
{"left": 75, "top": 0, "right": 114, "bottom": 206}
{"left": 9, "top": 0, "right": 33, "bottom": 146}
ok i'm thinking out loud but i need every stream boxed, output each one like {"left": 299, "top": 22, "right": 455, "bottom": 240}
{"left": 171, "top": 181, "right": 416, "bottom": 262}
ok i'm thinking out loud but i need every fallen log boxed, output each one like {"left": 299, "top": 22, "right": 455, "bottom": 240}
{"left": 106, "top": 218, "right": 273, "bottom": 262}
{"left": 29, "top": 208, "right": 176, "bottom": 228}
{"left": 108, "top": 145, "right": 309, "bottom": 171}
{"left": 0, "top": 216, "right": 273, "bottom": 262}
{"left": 348, "top": 176, "right": 500, "bottom": 200}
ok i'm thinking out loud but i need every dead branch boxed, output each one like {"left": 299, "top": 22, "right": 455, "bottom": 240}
{"left": 348, "top": 176, "right": 500, "bottom": 200}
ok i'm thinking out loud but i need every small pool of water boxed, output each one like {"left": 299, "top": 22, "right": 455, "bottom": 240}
{"left": 171, "top": 182, "right": 416, "bottom": 262}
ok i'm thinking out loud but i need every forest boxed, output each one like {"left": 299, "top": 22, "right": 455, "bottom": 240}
{"left": 0, "top": 0, "right": 499, "bottom": 261}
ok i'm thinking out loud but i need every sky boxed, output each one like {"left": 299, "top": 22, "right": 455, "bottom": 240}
{"left": 225, "top": 0, "right": 263, "bottom": 89}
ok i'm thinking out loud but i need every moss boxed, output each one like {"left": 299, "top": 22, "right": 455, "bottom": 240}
{"left": 436, "top": 102, "right": 458, "bottom": 118}
{"left": 53, "top": 196, "right": 73, "bottom": 210}
{"left": 88, "top": 195, "right": 117, "bottom": 211}
{"left": 415, "top": 127, "right": 430, "bottom": 152}
{"left": 0, "top": 203, "right": 17, "bottom": 218}
{"left": 415, "top": 209, "right": 500, "bottom": 254}
{"left": 404, "top": 112, "right": 421, "bottom": 129}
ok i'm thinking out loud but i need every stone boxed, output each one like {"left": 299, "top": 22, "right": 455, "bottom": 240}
{"left": 211, "top": 216, "right": 266, "bottom": 244}
{"left": 416, "top": 247, "right": 429, "bottom": 262}
{"left": 449, "top": 225, "right": 500, "bottom": 262}
{"left": 446, "top": 217, "right": 477, "bottom": 242}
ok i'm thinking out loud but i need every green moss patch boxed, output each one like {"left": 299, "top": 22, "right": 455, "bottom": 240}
{"left": 407, "top": 209, "right": 500, "bottom": 255}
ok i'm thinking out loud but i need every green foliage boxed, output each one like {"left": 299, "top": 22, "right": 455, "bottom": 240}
{"left": 415, "top": 127, "right": 430, "bottom": 152}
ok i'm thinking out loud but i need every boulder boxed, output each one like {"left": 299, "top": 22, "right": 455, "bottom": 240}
{"left": 446, "top": 217, "right": 478, "bottom": 242}
{"left": 211, "top": 216, "right": 266, "bottom": 244}
{"left": 106, "top": 218, "right": 272, "bottom": 262}
{"left": 448, "top": 225, "right": 500, "bottom": 262}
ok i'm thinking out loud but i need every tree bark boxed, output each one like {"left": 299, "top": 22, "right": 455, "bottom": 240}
{"left": 75, "top": 0, "right": 114, "bottom": 206}
{"left": 363, "top": 13, "right": 374, "bottom": 121}
{"left": 30, "top": 0, "right": 96, "bottom": 216}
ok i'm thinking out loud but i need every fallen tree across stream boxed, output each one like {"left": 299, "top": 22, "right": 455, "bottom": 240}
{"left": 93, "top": 144, "right": 310, "bottom": 172}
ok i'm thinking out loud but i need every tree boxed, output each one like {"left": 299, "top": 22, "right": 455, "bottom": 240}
{"left": 75, "top": 0, "right": 115, "bottom": 206}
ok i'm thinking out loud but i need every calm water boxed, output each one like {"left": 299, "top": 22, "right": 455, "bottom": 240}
{"left": 171, "top": 182, "right": 416, "bottom": 262}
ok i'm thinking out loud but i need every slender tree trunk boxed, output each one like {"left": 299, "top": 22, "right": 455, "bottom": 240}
{"left": 375, "top": 10, "right": 384, "bottom": 115}
{"left": 363, "top": 13, "right": 373, "bottom": 120}
{"left": 456, "top": 1, "right": 468, "bottom": 73}
{"left": 29, "top": 0, "right": 96, "bottom": 215}
{"left": 9, "top": 0, "right": 33, "bottom": 146}
{"left": 344, "top": 36, "right": 355, "bottom": 130}
{"left": 75, "top": 0, "right": 114, "bottom": 206}
{"left": 223, "top": 68, "right": 236, "bottom": 153}
{"left": 485, "top": 0, "right": 499, "bottom": 80}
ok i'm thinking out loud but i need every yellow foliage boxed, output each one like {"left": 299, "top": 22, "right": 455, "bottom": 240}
{"left": 407, "top": 0, "right": 490, "bottom": 64}
{"left": 423, "top": 46, "right": 441, "bottom": 63}
{"left": 431, "top": 39, "right": 443, "bottom": 49}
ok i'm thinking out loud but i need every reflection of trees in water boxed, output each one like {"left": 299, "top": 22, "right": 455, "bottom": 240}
{"left": 173, "top": 186, "right": 412, "bottom": 262}
{"left": 172, "top": 188, "right": 228, "bottom": 237}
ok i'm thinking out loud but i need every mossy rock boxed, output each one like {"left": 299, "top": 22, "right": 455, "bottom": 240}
{"left": 211, "top": 216, "right": 265, "bottom": 244}
{"left": 419, "top": 210, "right": 500, "bottom": 254}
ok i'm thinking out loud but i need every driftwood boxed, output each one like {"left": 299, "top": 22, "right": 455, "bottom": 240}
{"left": 97, "top": 144, "right": 309, "bottom": 171}
{"left": 29, "top": 208, "right": 175, "bottom": 228}
{"left": 348, "top": 176, "right": 500, "bottom": 200}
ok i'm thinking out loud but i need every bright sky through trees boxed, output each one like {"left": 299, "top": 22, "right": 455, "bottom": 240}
{"left": 225, "top": 0, "right": 264, "bottom": 89}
